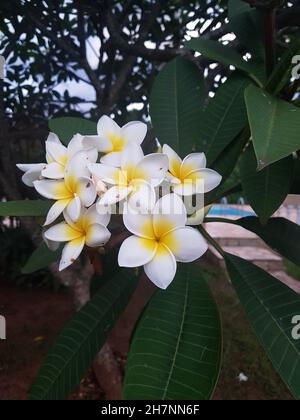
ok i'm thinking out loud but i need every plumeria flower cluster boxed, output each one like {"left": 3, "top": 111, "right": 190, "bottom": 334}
{"left": 17, "top": 115, "right": 222, "bottom": 288}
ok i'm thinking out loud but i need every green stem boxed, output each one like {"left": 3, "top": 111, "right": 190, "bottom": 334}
{"left": 198, "top": 225, "right": 225, "bottom": 257}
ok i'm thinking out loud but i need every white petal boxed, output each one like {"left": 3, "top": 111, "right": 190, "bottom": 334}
{"left": 123, "top": 203, "right": 155, "bottom": 239}
{"left": 17, "top": 163, "right": 45, "bottom": 173}
{"left": 65, "top": 195, "right": 82, "bottom": 222}
{"left": 121, "top": 143, "right": 144, "bottom": 168}
{"left": 86, "top": 203, "right": 111, "bottom": 227}
{"left": 137, "top": 153, "right": 168, "bottom": 187}
{"left": 181, "top": 153, "right": 207, "bottom": 178}
{"left": 162, "top": 144, "right": 182, "bottom": 178}
{"left": 43, "top": 233, "right": 60, "bottom": 252}
{"left": 68, "top": 134, "right": 99, "bottom": 163}
{"left": 153, "top": 193, "right": 187, "bottom": 236}
{"left": 128, "top": 181, "right": 156, "bottom": 214}
{"left": 86, "top": 224, "right": 111, "bottom": 247}
{"left": 97, "top": 115, "right": 121, "bottom": 137}
{"left": 144, "top": 244, "right": 177, "bottom": 289}
{"left": 45, "top": 222, "right": 82, "bottom": 242}
{"left": 88, "top": 163, "right": 119, "bottom": 185}
{"left": 42, "top": 162, "right": 65, "bottom": 180}
{"left": 100, "top": 151, "right": 122, "bottom": 167}
{"left": 67, "top": 134, "right": 84, "bottom": 156}
{"left": 46, "top": 141, "right": 68, "bottom": 166}
{"left": 47, "top": 132, "right": 61, "bottom": 144}
{"left": 19, "top": 164, "right": 46, "bottom": 187}
{"left": 99, "top": 186, "right": 132, "bottom": 206}
{"left": 118, "top": 235, "right": 157, "bottom": 268}
{"left": 172, "top": 181, "right": 197, "bottom": 196}
{"left": 44, "top": 199, "right": 70, "bottom": 226}
{"left": 121, "top": 121, "right": 147, "bottom": 145}
{"left": 83, "top": 135, "right": 113, "bottom": 153}
{"left": 162, "top": 227, "right": 208, "bottom": 262}
{"left": 190, "top": 169, "right": 222, "bottom": 193}
{"left": 76, "top": 177, "right": 97, "bottom": 207}
{"left": 59, "top": 237, "right": 85, "bottom": 271}
{"left": 34, "top": 180, "right": 70, "bottom": 200}
{"left": 65, "top": 151, "right": 91, "bottom": 179}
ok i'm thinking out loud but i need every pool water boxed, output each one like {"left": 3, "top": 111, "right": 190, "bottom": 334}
{"left": 208, "top": 206, "right": 255, "bottom": 217}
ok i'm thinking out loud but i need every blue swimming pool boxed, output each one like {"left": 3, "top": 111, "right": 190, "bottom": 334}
{"left": 208, "top": 207, "right": 255, "bottom": 217}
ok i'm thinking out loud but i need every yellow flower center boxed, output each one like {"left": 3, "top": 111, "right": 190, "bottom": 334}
{"left": 139, "top": 218, "right": 179, "bottom": 255}
{"left": 106, "top": 133, "right": 127, "bottom": 153}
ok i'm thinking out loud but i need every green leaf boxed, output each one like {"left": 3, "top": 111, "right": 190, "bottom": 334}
{"left": 149, "top": 58, "right": 205, "bottom": 156}
{"left": 0, "top": 200, "right": 52, "bottom": 217}
{"left": 199, "top": 73, "right": 250, "bottom": 164}
{"left": 186, "top": 38, "right": 263, "bottom": 84}
{"left": 123, "top": 264, "right": 222, "bottom": 400}
{"left": 225, "top": 253, "right": 300, "bottom": 399}
{"left": 228, "top": 0, "right": 251, "bottom": 18}
{"left": 29, "top": 270, "right": 138, "bottom": 400}
{"left": 22, "top": 243, "right": 62, "bottom": 274}
{"left": 228, "top": 8, "right": 265, "bottom": 60}
{"left": 245, "top": 85, "right": 300, "bottom": 169}
{"left": 49, "top": 117, "right": 97, "bottom": 146}
{"left": 233, "top": 217, "right": 300, "bottom": 267}
{"left": 240, "top": 145, "right": 293, "bottom": 224}
{"left": 266, "top": 39, "right": 300, "bottom": 95}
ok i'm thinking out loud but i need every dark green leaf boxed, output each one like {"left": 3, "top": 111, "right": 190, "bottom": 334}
{"left": 266, "top": 39, "right": 300, "bottom": 95}
{"left": 240, "top": 145, "right": 293, "bottom": 224}
{"left": 0, "top": 200, "right": 52, "bottom": 217}
{"left": 228, "top": 8, "right": 265, "bottom": 60}
{"left": 123, "top": 264, "right": 222, "bottom": 400}
{"left": 149, "top": 58, "right": 205, "bottom": 156}
{"left": 22, "top": 243, "right": 62, "bottom": 274}
{"left": 186, "top": 38, "right": 263, "bottom": 84}
{"left": 29, "top": 269, "right": 138, "bottom": 400}
{"left": 199, "top": 73, "right": 250, "bottom": 164}
{"left": 233, "top": 217, "right": 300, "bottom": 267}
{"left": 225, "top": 253, "right": 300, "bottom": 399}
{"left": 49, "top": 117, "right": 97, "bottom": 146}
{"left": 228, "top": 0, "right": 251, "bottom": 18}
{"left": 245, "top": 85, "right": 300, "bottom": 168}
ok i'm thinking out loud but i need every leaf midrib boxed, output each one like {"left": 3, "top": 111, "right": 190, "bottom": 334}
{"left": 206, "top": 79, "right": 246, "bottom": 160}
{"left": 162, "top": 278, "right": 189, "bottom": 400}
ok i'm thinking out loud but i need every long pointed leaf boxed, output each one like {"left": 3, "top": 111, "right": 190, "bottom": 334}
{"left": 49, "top": 117, "right": 97, "bottom": 146}
{"left": 240, "top": 145, "right": 293, "bottom": 224}
{"left": 233, "top": 217, "right": 300, "bottom": 267}
{"left": 0, "top": 200, "right": 52, "bottom": 217}
{"left": 123, "top": 264, "right": 222, "bottom": 400}
{"left": 149, "top": 58, "right": 205, "bottom": 156}
{"left": 29, "top": 269, "right": 138, "bottom": 400}
{"left": 199, "top": 73, "right": 250, "bottom": 164}
{"left": 245, "top": 85, "right": 300, "bottom": 169}
{"left": 225, "top": 253, "right": 300, "bottom": 399}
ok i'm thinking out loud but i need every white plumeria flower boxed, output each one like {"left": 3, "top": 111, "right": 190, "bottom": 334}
{"left": 34, "top": 151, "right": 97, "bottom": 226}
{"left": 17, "top": 132, "right": 98, "bottom": 186}
{"left": 43, "top": 132, "right": 98, "bottom": 179}
{"left": 44, "top": 205, "right": 111, "bottom": 271}
{"left": 88, "top": 143, "right": 168, "bottom": 213}
{"left": 118, "top": 194, "right": 208, "bottom": 289}
{"left": 83, "top": 115, "right": 147, "bottom": 167}
{"left": 163, "top": 144, "right": 222, "bottom": 196}
{"left": 16, "top": 133, "right": 59, "bottom": 187}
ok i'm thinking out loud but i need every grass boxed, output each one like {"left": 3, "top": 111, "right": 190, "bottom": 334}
{"left": 202, "top": 266, "right": 293, "bottom": 400}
